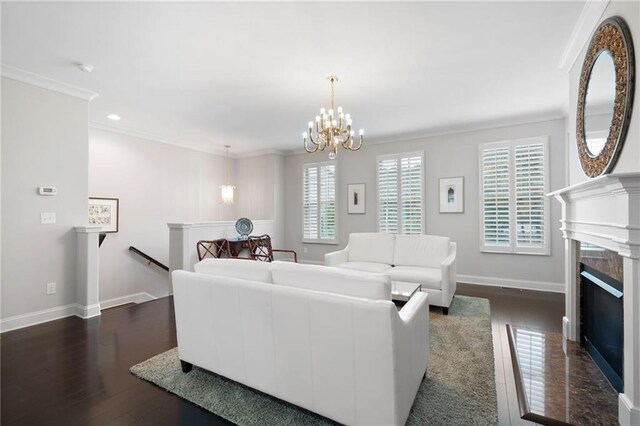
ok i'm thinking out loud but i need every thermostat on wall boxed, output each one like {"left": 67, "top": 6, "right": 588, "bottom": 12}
{"left": 38, "top": 187, "right": 58, "bottom": 196}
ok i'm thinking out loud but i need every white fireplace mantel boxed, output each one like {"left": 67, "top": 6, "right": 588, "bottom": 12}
{"left": 549, "top": 172, "right": 640, "bottom": 259}
{"left": 549, "top": 172, "right": 640, "bottom": 425}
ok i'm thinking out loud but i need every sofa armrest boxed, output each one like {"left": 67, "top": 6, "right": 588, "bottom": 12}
{"left": 440, "top": 242, "right": 457, "bottom": 307}
{"left": 394, "top": 292, "right": 430, "bottom": 423}
{"left": 324, "top": 247, "right": 348, "bottom": 266}
{"left": 398, "top": 291, "right": 429, "bottom": 325}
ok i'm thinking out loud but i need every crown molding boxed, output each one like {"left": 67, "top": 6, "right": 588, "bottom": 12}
{"left": 557, "top": 0, "right": 610, "bottom": 72}
{"left": 234, "top": 149, "right": 286, "bottom": 159}
{"left": 89, "top": 122, "right": 227, "bottom": 156}
{"left": 1, "top": 64, "right": 99, "bottom": 102}
{"left": 89, "top": 122, "right": 285, "bottom": 158}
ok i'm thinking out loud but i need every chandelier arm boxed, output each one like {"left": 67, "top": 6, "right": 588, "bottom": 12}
{"left": 340, "top": 131, "right": 352, "bottom": 149}
{"left": 348, "top": 135, "right": 364, "bottom": 151}
{"left": 308, "top": 131, "right": 319, "bottom": 146}
{"left": 304, "top": 137, "right": 320, "bottom": 153}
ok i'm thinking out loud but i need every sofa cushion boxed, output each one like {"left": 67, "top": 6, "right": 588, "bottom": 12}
{"left": 270, "top": 261, "right": 391, "bottom": 301}
{"left": 335, "top": 262, "right": 392, "bottom": 273}
{"left": 194, "top": 258, "right": 272, "bottom": 283}
{"left": 393, "top": 235, "right": 450, "bottom": 269}
{"left": 385, "top": 266, "right": 442, "bottom": 290}
{"left": 347, "top": 233, "right": 396, "bottom": 265}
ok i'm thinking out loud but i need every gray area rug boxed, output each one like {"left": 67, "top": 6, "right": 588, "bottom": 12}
{"left": 131, "top": 295, "right": 497, "bottom": 425}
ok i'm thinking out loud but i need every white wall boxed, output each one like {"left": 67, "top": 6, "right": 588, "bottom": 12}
{"left": 1, "top": 77, "right": 89, "bottom": 319}
{"left": 568, "top": 0, "right": 640, "bottom": 185}
{"left": 89, "top": 128, "right": 235, "bottom": 302}
{"left": 234, "top": 153, "right": 285, "bottom": 245}
{"left": 89, "top": 128, "right": 284, "bottom": 304}
{"left": 284, "top": 118, "right": 567, "bottom": 291}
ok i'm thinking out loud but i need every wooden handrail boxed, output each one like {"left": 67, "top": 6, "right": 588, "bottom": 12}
{"left": 129, "top": 246, "right": 169, "bottom": 272}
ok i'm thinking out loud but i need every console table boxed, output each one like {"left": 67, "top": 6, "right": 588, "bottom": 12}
{"left": 226, "top": 237, "right": 250, "bottom": 257}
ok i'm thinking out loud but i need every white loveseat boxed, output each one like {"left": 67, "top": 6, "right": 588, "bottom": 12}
{"left": 173, "top": 259, "right": 429, "bottom": 426}
{"left": 325, "top": 233, "right": 457, "bottom": 314}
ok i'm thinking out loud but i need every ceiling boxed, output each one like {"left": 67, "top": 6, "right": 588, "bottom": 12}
{"left": 1, "top": 2, "right": 585, "bottom": 155}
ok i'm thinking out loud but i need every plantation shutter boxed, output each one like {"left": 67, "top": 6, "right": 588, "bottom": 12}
{"left": 377, "top": 152, "right": 423, "bottom": 235}
{"left": 319, "top": 164, "right": 336, "bottom": 240}
{"left": 303, "top": 162, "right": 336, "bottom": 242}
{"left": 481, "top": 146, "right": 511, "bottom": 247}
{"left": 303, "top": 165, "right": 318, "bottom": 240}
{"left": 377, "top": 157, "right": 399, "bottom": 233}
{"left": 514, "top": 143, "right": 546, "bottom": 249}
{"left": 480, "top": 137, "right": 549, "bottom": 255}
{"left": 400, "top": 155, "right": 423, "bottom": 235}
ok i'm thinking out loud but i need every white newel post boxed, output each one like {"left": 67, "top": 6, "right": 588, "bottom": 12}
{"left": 75, "top": 226, "right": 101, "bottom": 318}
{"left": 168, "top": 223, "right": 193, "bottom": 273}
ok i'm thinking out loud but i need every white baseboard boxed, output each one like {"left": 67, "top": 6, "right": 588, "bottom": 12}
{"left": 1, "top": 304, "right": 80, "bottom": 333}
{"left": 100, "top": 292, "right": 156, "bottom": 309}
{"left": 1, "top": 292, "right": 158, "bottom": 333}
{"left": 76, "top": 303, "right": 102, "bottom": 319}
{"left": 619, "top": 393, "right": 640, "bottom": 426}
{"left": 457, "top": 274, "right": 565, "bottom": 293}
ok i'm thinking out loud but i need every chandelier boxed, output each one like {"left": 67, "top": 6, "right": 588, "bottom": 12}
{"left": 220, "top": 145, "right": 235, "bottom": 205}
{"left": 303, "top": 76, "right": 364, "bottom": 159}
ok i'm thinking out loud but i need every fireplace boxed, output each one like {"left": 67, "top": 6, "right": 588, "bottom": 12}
{"left": 579, "top": 243, "right": 624, "bottom": 392}
{"left": 550, "top": 173, "right": 640, "bottom": 425}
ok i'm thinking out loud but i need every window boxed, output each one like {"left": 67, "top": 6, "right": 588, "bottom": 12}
{"left": 303, "top": 162, "right": 337, "bottom": 243}
{"left": 377, "top": 152, "right": 424, "bottom": 235}
{"left": 479, "top": 137, "right": 549, "bottom": 255}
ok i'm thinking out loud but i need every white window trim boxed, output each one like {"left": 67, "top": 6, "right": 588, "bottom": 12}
{"left": 478, "top": 136, "right": 550, "bottom": 255}
{"left": 302, "top": 161, "right": 339, "bottom": 245}
{"left": 376, "top": 151, "right": 425, "bottom": 235}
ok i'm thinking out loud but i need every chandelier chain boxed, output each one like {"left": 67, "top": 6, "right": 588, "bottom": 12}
{"left": 330, "top": 77, "right": 335, "bottom": 111}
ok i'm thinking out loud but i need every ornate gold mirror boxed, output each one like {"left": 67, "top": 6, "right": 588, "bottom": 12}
{"left": 577, "top": 16, "right": 635, "bottom": 177}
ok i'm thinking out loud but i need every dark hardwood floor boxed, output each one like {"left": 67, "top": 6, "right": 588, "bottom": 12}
{"left": 1, "top": 297, "right": 231, "bottom": 426}
{"left": 457, "top": 283, "right": 565, "bottom": 426}
{"left": 1, "top": 284, "right": 564, "bottom": 426}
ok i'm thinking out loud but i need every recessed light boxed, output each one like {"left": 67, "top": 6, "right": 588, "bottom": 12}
{"left": 106, "top": 114, "right": 121, "bottom": 121}
{"left": 76, "top": 63, "right": 94, "bottom": 73}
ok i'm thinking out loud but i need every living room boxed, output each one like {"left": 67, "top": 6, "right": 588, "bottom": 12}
{"left": 1, "top": 1, "right": 639, "bottom": 425}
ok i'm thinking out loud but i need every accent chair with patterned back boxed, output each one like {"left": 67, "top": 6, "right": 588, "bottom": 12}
{"left": 196, "top": 239, "right": 232, "bottom": 261}
{"left": 247, "top": 234, "right": 297, "bottom": 263}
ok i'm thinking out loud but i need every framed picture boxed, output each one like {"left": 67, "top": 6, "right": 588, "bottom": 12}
{"left": 88, "top": 197, "right": 119, "bottom": 232}
{"left": 347, "top": 183, "right": 366, "bottom": 214}
{"left": 439, "top": 177, "right": 464, "bottom": 213}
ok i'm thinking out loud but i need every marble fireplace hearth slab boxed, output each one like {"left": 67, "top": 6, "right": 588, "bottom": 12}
{"left": 506, "top": 324, "right": 618, "bottom": 426}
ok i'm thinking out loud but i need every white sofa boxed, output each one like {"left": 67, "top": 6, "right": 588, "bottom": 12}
{"left": 173, "top": 259, "right": 429, "bottom": 426}
{"left": 325, "top": 233, "right": 457, "bottom": 314}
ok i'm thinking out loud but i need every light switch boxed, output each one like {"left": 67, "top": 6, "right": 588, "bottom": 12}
{"left": 41, "top": 212, "right": 56, "bottom": 224}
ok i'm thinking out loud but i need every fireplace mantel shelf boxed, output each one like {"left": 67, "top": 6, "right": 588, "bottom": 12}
{"left": 548, "top": 173, "right": 640, "bottom": 259}
{"left": 548, "top": 172, "right": 640, "bottom": 198}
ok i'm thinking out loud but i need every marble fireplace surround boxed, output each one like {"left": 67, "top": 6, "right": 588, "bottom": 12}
{"left": 550, "top": 173, "right": 640, "bottom": 425}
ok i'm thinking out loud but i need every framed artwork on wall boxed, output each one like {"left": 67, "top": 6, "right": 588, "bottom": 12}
{"left": 88, "top": 197, "right": 119, "bottom": 233}
{"left": 347, "top": 183, "right": 366, "bottom": 214}
{"left": 439, "top": 177, "right": 464, "bottom": 213}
